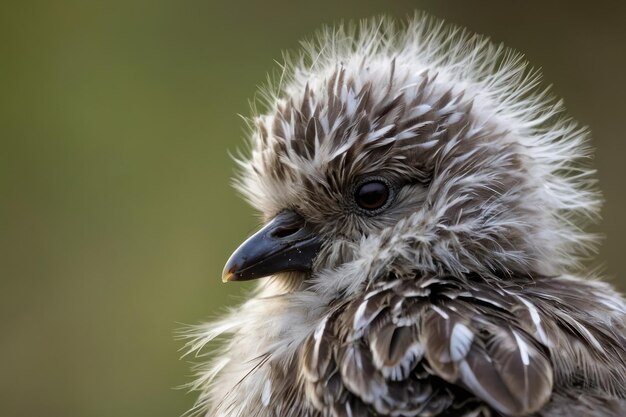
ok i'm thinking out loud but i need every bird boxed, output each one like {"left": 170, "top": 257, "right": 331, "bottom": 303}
{"left": 184, "top": 14, "right": 626, "bottom": 417}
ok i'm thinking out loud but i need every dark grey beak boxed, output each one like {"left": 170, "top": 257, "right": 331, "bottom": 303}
{"left": 222, "top": 210, "right": 322, "bottom": 282}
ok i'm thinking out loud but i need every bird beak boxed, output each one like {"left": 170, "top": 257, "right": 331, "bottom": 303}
{"left": 222, "top": 210, "right": 322, "bottom": 282}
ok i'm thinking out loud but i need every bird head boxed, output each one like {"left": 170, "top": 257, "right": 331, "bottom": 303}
{"left": 222, "top": 16, "right": 600, "bottom": 291}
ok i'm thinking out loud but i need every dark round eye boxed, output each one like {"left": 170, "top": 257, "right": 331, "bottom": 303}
{"left": 355, "top": 180, "right": 390, "bottom": 211}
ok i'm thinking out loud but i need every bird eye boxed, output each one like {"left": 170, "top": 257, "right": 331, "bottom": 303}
{"left": 354, "top": 180, "right": 390, "bottom": 211}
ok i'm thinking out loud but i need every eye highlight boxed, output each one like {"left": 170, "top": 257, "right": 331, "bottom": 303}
{"left": 354, "top": 180, "right": 390, "bottom": 212}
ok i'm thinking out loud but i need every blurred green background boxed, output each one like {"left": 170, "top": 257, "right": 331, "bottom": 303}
{"left": 1, "top": 1, "right": 624, "bottom": 416}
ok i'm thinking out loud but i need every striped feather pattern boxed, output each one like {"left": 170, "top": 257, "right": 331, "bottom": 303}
{"left": 300, "top": 275, "right": 626, "bottom": 417}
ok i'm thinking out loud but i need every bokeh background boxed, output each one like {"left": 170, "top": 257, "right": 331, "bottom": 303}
{"left": 1, "top": 1, "right": 625, "bottom": 416}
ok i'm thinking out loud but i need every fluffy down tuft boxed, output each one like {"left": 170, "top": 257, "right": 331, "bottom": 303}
{"left": 235, "top": 13, "right": 601, "bottom": 280}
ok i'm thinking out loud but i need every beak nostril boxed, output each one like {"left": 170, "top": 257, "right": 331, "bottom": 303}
{"left": 223, "top": 209, "right": 319, "bottom": 282}
{"left": 271, "top": 224, "right": 302, "bottom": 239}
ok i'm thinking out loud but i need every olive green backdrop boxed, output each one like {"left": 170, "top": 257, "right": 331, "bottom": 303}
{"left": 1, "top": 1, "right": 624, "bottom": 416}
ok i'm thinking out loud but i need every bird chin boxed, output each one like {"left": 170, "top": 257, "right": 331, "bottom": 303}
{"left": 263, "top": 271, "right": 311, "bottom": 293}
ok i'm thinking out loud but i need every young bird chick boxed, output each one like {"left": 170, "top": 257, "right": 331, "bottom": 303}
{"left": 186, "top": 14, "right": 626, "bottom": 417}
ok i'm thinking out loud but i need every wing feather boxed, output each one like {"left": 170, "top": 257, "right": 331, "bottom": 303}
{"left": 300, "top": 275, "right": 564, "bottom": 416}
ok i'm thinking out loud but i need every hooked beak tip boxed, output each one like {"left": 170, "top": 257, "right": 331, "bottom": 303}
{"left": 221, "top": 265, "right": 237, "bottom": 283}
